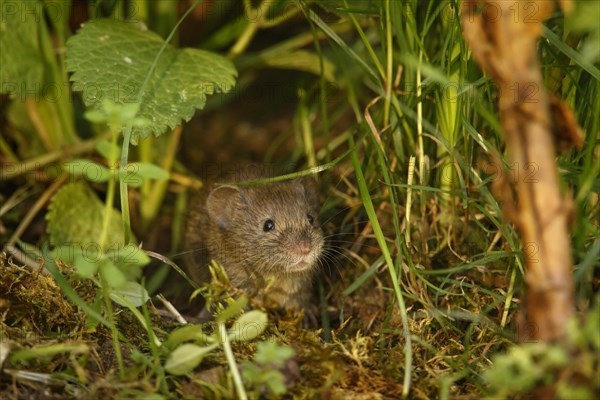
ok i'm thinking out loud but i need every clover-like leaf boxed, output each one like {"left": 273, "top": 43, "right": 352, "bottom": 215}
{"left": 109, "top": 281, "right": 150, "bottom": 307}
{"left": 104, "top": 243, "right": 150, "bottom": 268}
{"left": 127, "top": 162, "right": 169, "bottom": 180}
{"left": 118, "top": 166, "right": 144, "bottom": 187}
{"left": 66, "top": 19, "right": 237, "bottom": 143}
{"left": 74, "top": 252, "right": 100, "bottom": 279}
{"left": 99, "top": 259, "right": 127, "bottom": 289}
{"left": 164, "top": 343, "right": 217, "bottom": 375}
{"left": 228, "top": 310, "right": 268, "bottom": 342}
{"left": 163, "top": 325, "right": 214, "bottom": 350}
{"left": 254, "top": 341, "right": 295, "bottom": 368}
{"left": 63, "top": 159, "right": 111, "bottom": 182}
{"left": 96, "top": 139, "right": 122, "bottom": 160}
{"left": 85, "top": 99, "right": 150, "bottom": 128}
{"left": 262, "top": 370, "right": 288, "bottom": 395}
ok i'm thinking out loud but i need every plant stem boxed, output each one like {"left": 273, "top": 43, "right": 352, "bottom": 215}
{"left": 118, "top": 0, "right": 202, "bottom": 243}
{"left": 229, "top": 18, "right": 258, "bottom": 59}
{"left": 100, "top": 272, "right": 125, "bottom": 378}
{"left": 0, "top": 135, "right": 18, "bottom": 163}
{"left": 228, "top": 0, "right": 274, "bottom": 59}
{"left": 100, "top": 129, "right": 124, "bottom": 380}
{"left": 119, "top": 128, "right": 133, "bottom": 244}
{"left": 404, "top": 156, "right": 416, "bottom": 249}
{"left": 260, "top": 2, "right": 303, "bottom": 28}
{"left": 139, "top": 127, "right": 182, "bottom": 231}
{"left": 416, "top": 50, "right": 427, "bottom": 252}
{"left": 25, "top": 98, "right": 53, "bottom": 150}
{"left": 99, "top": 127, "right": 119, "bottom": 250}
{"left": 299, "top": 91, "right": 316, "bottom": 169}
{"left": 383, "top": 0, "right": 393, "bottom": 127}
{"left": 218, "top": 322, "right": 247, "bottom": 400}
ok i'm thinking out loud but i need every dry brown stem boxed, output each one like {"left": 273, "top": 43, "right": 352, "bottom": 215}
{"left": 461, "top": 0, "right": 577, "bottom": 342}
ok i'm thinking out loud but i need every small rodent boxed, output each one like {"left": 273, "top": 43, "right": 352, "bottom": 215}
{"left": 183, "top": 169, "right": 324, "bottom": 316}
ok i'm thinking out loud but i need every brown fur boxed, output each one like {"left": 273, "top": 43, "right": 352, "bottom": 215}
{"left": 183, "top": 171, "right": 324, "bottom": 312}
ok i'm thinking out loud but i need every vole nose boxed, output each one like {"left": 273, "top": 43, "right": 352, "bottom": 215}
{"left": 297, "top": 237, "right": 311, "bottom": 255}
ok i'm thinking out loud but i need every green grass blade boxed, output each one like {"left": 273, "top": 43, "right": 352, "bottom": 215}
{"left": 542, "top": 26, "right": 600, "bottom": 81}
{"left": 349, "top": 134, "right": 412, "bottom": 397}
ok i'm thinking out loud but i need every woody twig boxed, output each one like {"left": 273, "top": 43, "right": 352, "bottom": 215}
{"left": 462, "top": 0, "right": 581, "bottom": 342}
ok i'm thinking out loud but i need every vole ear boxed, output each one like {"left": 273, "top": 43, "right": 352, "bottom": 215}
{"left": 295, "top": 175, "right": 320, "bottom": 211}
{"left": 206, "top": 185, "right": 242, "bottom": 230}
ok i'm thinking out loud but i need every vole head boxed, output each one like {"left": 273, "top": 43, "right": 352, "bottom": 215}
{"left": 206, "top": 176, "right": 324, "bottom": 275}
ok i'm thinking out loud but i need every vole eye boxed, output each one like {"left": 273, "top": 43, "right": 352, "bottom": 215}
{"left": 306, "top": 214, "right": 314, "bottom": 224}
{"left": 263, "top": 219, "right": 275, "bottom": 232}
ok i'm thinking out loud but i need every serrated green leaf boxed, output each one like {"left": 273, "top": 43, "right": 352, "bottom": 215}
{"left": 0, "top": 0, "right": 44, "bottom": 98}
{"left": 46, "top": 182, "right": 125, "bottom": 248}
{"left": 128, "top": 162, "right": 169, "bottom": 180}
{"left": 66, "top": 19, "right": 237, "bottom": 143}
{"left": 164, "top": 343, "right": 217, "bottom": 375}
{"left": 99, "top": 259, "right": 127, "bottom": 288}
{"left": 228, "top": 310, "right": 268, "bottom": 342}
{"left": 109, "top": 281, "right": 149, "bottom": 307}
{"left": 163, "top": 324, "right": 214, "bottom": 350}
{"left": 63, "top": 159, "right": 111, "bottom": 182}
